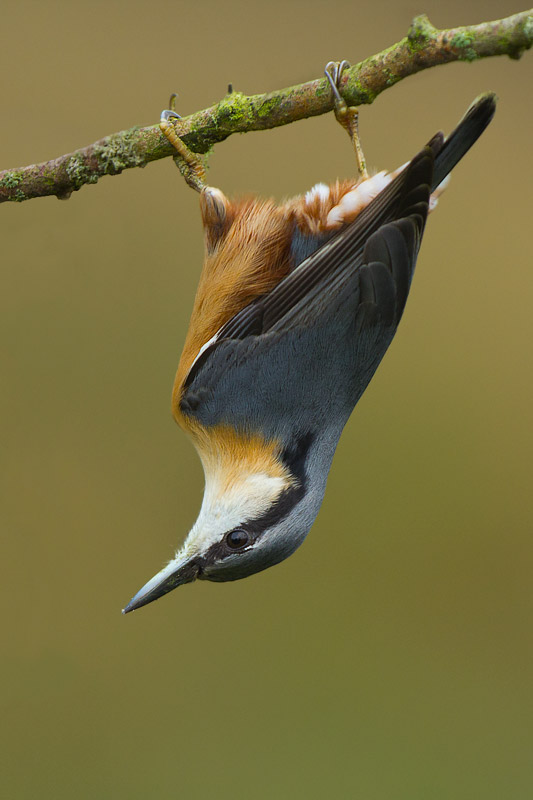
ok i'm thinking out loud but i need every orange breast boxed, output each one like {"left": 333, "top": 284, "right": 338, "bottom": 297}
{"left": 172, "top": 197, "right": 296, "bottom": 428}
{"left": 171, "top": 179, "right": 364, "bottom": 435}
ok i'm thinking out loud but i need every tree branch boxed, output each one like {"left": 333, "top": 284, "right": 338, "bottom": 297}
{"left": 2, "top": 9, "right": 531, "bottom": 204}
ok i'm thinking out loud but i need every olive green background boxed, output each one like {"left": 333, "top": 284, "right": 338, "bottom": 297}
{"left": 2, "top": 1, "right": 532, "bottom": 797}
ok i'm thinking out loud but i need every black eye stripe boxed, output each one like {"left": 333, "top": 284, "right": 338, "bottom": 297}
{"left": 201, "top": 432, "right": 315, "bottom": 568}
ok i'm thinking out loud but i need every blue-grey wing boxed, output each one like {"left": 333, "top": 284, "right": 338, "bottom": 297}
{"left": 180, "top": 94, "right": 496, "bottom": 439}
{"left": 180, "top": 149, "right": 431, "bottom": 441}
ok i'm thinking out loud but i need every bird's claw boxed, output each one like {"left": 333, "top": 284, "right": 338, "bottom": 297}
{"left": 161, "top": 109, "right": 182, "bottom": 123}
{"left": 159, "top": 93, "right": 207, "bottom": 193}
{"left": 324, "top": 60, "right": 368, "bottom": 180}
{"left": 324, "top": 60, "right": 351, "bottom": 115}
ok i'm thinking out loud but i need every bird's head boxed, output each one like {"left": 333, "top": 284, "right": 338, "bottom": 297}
{"left": 123, "top": 427, "right": 322, "bottom": 613}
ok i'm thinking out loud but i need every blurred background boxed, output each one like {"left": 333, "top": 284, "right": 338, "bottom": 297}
{"left": 1, "top": 0, "right": 532, "bottom": 797}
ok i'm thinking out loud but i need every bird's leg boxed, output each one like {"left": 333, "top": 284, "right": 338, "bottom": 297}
{"left": 324, "top": 61, "right": 368, "bottom": 180}
{"left": 159, "top": 93, "right": 207, "bottom": 193}
{"left": 160, "top": 96, "right": 231, "bottom": 249}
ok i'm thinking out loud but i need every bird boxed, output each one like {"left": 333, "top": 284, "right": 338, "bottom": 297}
{"left": 123, "top": 63, "right": 496, "bottom": 613}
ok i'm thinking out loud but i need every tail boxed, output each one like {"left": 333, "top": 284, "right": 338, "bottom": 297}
{"left": 430, "top": 92, "right": 497, "bottom": 191}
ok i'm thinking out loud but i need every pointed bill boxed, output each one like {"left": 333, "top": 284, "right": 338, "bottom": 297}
{"left": 122, "top": 555, "right": 200, "bottom": 614}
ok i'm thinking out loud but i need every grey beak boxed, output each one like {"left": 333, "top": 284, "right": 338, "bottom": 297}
{"left": 122, "top": 556, "right": 201, "bottom": 614}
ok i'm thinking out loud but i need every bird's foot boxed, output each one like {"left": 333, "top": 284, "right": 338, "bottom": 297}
{"left": 159, "top": 93, "right": 207, "bottom": 193}
{"left": 324, "top": 61, "right": 368, "bottom": 180}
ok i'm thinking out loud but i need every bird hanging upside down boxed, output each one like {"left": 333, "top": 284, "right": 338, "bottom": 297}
{"left": 123, "top": 62, "right": 496, "bottom": 613}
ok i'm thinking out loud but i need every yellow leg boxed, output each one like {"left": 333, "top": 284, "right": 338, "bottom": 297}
{"left": 159, "top": 94, "right": 207, "bottom": 193}
{"left": 324, "top": 61, "right": 368, "bottom": 180}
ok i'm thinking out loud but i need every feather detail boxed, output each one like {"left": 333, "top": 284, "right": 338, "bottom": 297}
{"left": 325, "top": 171, "right": 394, "bottom": 229}
{"left": 190, "top": 423, "right": 294, "bottom": 492}
{"left": 172, "top": 196, "right": 295, "bottom": 421}
{"left": 172, "top": 165, "right": 447, "bottom": 430}
{"left": 287, "top": 178, "right": 359, "bottom": 235}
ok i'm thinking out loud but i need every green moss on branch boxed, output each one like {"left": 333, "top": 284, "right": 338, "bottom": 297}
{"left": 1, "top": 8, "right": 531, "bottom": 203}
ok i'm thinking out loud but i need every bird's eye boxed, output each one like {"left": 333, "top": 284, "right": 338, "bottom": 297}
{"left": 225, "top": 528, "right": 250, "bottom": 550}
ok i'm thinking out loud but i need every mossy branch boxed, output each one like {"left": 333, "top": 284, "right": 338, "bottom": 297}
{"left": 1, "top": 9, "right": 532, "bottom": 204}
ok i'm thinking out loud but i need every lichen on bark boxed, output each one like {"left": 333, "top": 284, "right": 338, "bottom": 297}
{"left": 1, "top": 8, "right": 531, "bottom": 204}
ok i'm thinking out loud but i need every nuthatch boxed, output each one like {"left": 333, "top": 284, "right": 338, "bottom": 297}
{"left": 123, "top": 63, "right": 496, "bottom": 613}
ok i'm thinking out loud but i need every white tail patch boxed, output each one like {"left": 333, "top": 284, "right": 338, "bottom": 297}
{"left": 429, "top": 174, "right": 451, "bottom": 213}
{"left": 325, "top": 171, "right": 392, "bottom": 229}
{"left": 305, "top": 183, "right": 331, "bottom": 205}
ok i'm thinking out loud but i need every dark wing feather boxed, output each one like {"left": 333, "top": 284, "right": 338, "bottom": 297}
{"left": 431, "top": 92, "right": 496, "bottom": 189}
{"left": 181, "top": 165, "right": 429, "bottom": 433}
{"left": 181, "top": 95, "right": 495, "bottom": 429}
{"left": 264, "top": 147, "right": 432, "bottom": 331}
{"left": 184, "top": 145, "right": 430, "bottom": 394}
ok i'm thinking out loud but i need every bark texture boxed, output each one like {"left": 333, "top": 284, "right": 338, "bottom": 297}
{"left": 1, "top": 10, "right": 531, "bottom": 203}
